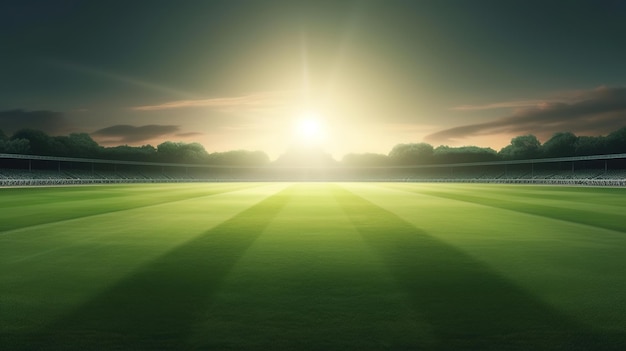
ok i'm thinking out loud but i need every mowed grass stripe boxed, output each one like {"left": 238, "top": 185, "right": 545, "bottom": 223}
{"left": 422, "top": 184, "right": 626, "bottom": 217}
{"left": 0, "top": 184, "right": 288, "bottom": 265}
{"left": 342, "top": 183, "right": 626, "bottom": 335}
{"left": 3, "top": 183, "right": 626, "bottom": 350}
{"left": 333, "top": 185, "right": 620, "bottom": 351}
{"left": 390, "top": 184, "right": 626, "bottom": 234}
{"left": 1, "top": 184, "right": 288, "bottom": 338}
{"left": 0, "top": 184, "right": 205, "bottom": 213}
{"left": 0, "top": 186, "right": 132, "bottom": 208}
{"left": 8, "top": 185, "right": 294, "bottom": 350}
{"left": 0, "top": 183, "right": 258, "bottom": 233}
{"left": 189, "top": 184, "right": 432, "bottom": 350}
{"left": 443, "top": 184, "right": 626, "bottom": 210}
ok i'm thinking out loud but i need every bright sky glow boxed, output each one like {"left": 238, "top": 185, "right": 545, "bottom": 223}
{"left": 294, "top": 111, "right": 325, "bottom": 145}
{"left": 1, "top": 2, "right": 625, "bottom": 160}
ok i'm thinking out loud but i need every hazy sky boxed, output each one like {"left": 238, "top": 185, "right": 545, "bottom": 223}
{"left": 1, "top": 0, "right": 626, "bottom": 159}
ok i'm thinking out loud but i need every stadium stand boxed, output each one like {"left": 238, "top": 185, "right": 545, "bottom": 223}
{"left": 1, "top": 152, "right": 626, "bottom": 186}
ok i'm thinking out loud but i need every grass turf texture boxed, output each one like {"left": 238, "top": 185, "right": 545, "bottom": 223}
{"left": 1, "top": 183, "right": 625, "bottom": 350}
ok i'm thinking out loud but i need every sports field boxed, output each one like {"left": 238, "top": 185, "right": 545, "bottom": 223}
{"left": 2, "top": 183, "right": 625, "bottom": 350}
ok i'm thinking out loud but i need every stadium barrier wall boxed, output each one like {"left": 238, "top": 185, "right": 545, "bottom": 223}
{"left": 2, "top": 177, "right": 626, "bottom": 187}
{"left": 2, "top": 152, "right": 626, "bottom": 186}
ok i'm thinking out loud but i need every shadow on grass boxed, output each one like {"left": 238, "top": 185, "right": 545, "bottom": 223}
{"left": 0, "top": 183, "right": 255, "bottom": 233}
{"left": 9, "top": 187, "right": 293, "bottom": 350}
{"left": 412, "top": 188, "right": 626, "bottom": 234}
{"left": 334, "top": 186, "right": 625, "bottom": 350}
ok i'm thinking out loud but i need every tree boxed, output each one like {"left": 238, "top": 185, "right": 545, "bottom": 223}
{"left": 575, "top": 136, "right": 606, "bottom": 156}
{"left": 102, "top": 144, "right": 157, "bottom": 161}
{"left": 207, "top": 150, "right": 270, "bottom": 166}
{"left": 54, "top": 133, "right": 102, "bottom": 158}
{"left": 156, "top": 141, "right": 209, "bottom": 163}
{"left": 11, "top": 129, "right": 56, "bottom": 155}
{"left": 433, "top": 145, "right": 498, "bottom": 163}
{"left": 342, "top": 153, "right": 390, "bottom": 167}
{"left": 542, "top": 132, "right": 578, "bottom": 158}
{"left": 605, "top": 126, "right": 626, "bottom": 154}
{"left": 499, "top": 135, "right": 541, "bottom": 160}
{"left": 0, "top": 138, "right": 30, "bottom": 154}
{"left": 388, "top": 143, "right": 434, "bottom": 165}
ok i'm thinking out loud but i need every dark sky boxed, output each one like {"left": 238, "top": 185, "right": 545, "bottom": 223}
{"left": 1, "top": 0, "right": 625, "bottom": 158}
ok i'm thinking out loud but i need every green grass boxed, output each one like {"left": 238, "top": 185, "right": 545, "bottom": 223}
{"left": 1, "top": 182, "right": 625, "bottom": 350}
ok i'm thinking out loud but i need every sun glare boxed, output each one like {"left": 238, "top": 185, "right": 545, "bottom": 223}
{"left": 294, "top": 111, "right": 325, "bottom": 144}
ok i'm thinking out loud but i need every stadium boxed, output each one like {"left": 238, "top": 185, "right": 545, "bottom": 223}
{"left": 3, "top": 1, "right": 626, "bottom": 350}
{"left": 2, "top": 151, "right": 626, "bottom": 350}
{"left": 3, "top": 151, "right": 626, "bottom": 185}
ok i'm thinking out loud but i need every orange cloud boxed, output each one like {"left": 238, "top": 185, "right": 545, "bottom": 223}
{"left": 92, "top": 124, "right": 180, "bottom": 143}
{"left": 451, "top": 100, "right": 548, "bottom": 111}
{"left": 132, "top": 91, "right": 294, "bottom": 111}
{"left": 428, "top": 86, "right": 626, "bottom": 144}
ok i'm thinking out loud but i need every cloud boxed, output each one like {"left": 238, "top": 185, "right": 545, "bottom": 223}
{"left": 131, "top": 91, "right": 293, "bottom": 112}
{"left": 426, "top": 86, "right": 626, "bottom": 144}
{"left": 92, "top": 124, "right": 180, "bottom": 143}
{"left": 0, "top": 109, "right": 68, "bottom": 135}
{"left": 451, "top": 100, "right": 548, "bottom": 111}
{"left": 175, "top": 132, "right": 204, "bottom": 137}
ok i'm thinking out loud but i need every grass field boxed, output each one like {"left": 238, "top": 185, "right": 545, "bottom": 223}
{"left": 2, "top": 182, "right": 626, "bottom": 350}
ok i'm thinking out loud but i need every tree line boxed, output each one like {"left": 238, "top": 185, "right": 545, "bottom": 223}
{"left": 341, "top": 127, "right": 626, "bottom": 167}
{"left": 0, "top": 129, "right": 269, "bottom": 166}
{"left": 1, "top": 127, "right": 626, "bottom": 167}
